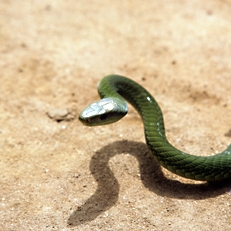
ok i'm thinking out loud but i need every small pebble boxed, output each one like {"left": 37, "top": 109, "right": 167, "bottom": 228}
{"left": 47, "top": 108, "right": 75, "bottom": 122}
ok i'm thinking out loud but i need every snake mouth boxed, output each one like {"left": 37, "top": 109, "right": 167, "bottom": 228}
{"left": 79, "top": 115, "right": 91, "bottom": 125}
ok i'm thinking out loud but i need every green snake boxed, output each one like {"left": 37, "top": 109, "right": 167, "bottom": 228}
{"left": 79, "top": 75, "right": 231, "bottom": 181}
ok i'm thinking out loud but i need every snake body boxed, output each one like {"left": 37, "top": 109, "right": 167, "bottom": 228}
{"left": 79, "top": 75, "right": 231, "bottom": 181}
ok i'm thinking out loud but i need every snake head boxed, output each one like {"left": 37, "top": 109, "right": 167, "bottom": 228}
{"left": 79, "top": 98, "right": 128, "bottom": 126}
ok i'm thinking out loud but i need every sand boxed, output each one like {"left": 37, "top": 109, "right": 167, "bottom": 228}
{"left": 1, "top": 0, "right": 231, "bottom": 230}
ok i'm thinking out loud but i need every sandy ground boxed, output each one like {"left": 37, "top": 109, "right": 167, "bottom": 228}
{"left": 1, "top": 0, "right": 231, "bottom": 230}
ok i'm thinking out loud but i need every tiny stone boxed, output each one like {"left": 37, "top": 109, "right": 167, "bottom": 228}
{"left": 47, "top": 108, "right": 75, "bottom": 122}
{"left": 48, "top": 108, "right": 68, "bottom": 118}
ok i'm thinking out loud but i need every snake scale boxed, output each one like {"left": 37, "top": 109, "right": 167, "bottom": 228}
{"left": 79, "top": 75, "right": 231, "bottom": 181}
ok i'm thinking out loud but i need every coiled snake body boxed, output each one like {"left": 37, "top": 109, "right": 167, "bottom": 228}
{"left": 79, "top": 75, "right": 231, "bottom": 181}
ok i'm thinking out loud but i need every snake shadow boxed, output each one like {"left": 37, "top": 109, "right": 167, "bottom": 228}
{"left": 68, "top": 140, "right": 231, "bottom": 226}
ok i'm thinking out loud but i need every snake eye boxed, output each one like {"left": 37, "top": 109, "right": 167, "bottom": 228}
{"left": 100, "top": 114, "right": 107, "bottom": 120}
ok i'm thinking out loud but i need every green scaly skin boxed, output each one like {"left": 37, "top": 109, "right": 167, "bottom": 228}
{"left": 79, "top": 75, "right": 231, "bottom": 181}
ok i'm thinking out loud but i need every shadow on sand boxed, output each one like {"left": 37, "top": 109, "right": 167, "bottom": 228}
{"left": 68, "top": 140, "right": 230, "bottom": 226}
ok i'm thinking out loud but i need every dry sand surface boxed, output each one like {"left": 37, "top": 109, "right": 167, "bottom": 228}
{"left": 1, "top": 0, "right": 231, "bottom": 230}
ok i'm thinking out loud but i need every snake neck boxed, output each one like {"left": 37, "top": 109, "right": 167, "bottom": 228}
{"left": 98, "top": 75, "right": 168, "bottom": 144}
